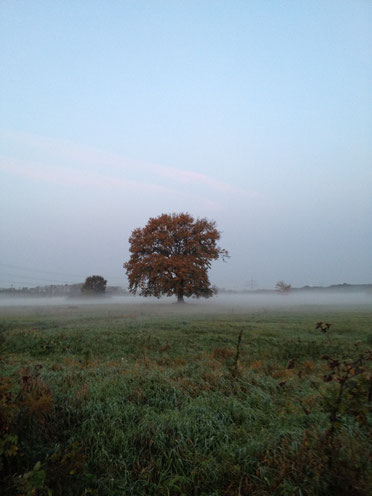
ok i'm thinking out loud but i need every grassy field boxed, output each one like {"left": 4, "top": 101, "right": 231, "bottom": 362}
{"left": 1, "top": 300, "right": 371, "bottom": 495}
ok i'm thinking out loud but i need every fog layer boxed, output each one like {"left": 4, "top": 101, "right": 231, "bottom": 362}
{"left": 0, "top": 291, "right": 370, "bottom": 311}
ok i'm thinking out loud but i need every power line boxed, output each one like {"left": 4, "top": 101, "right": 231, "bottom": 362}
{"left": 0, "top": 263, "right": 126, "bottom": 282}
{"left": 0, "top": 262, "right": 89, "bottom": 278}
{"left": 0, "top": 273, "right": 126, "bottom": 288}
{"left": 0, "top": 274, "right": 79, "bottom": 285}
{"left": 0, "top": 273, "right": 125, "bottom": 285}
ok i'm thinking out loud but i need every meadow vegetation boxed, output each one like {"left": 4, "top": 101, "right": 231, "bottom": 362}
{"left": 0, "top": 301, "right": 371, "bottom": 495}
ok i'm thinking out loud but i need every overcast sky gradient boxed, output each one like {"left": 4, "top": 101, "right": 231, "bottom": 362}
{"left": 1, "top": 1, "right": 371, "bottom": 290}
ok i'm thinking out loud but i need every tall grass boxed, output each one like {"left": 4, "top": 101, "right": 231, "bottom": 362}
{"left": 0, "top": 304, "right": 371, "bottom": 495}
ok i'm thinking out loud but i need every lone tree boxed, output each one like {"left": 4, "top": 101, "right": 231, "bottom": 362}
{"left": 124, "top": 212, "right": 228, "bottom": 303}
{"left": 275, "top": 280, "right": 291, "bottom": 294}
{"left": 81, "top": 275, "right": 107, "bottom": 295}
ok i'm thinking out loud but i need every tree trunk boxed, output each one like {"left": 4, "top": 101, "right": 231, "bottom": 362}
{"left": 177, "top": 293, "right": 185, "bottom": 303}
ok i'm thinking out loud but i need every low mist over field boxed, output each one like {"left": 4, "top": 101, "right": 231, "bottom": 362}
{"left": 0, "top": 290, "right": 371, "bottom": 312}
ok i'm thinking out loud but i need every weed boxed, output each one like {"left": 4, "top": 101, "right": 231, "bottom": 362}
{"left": 232, "top": 328, "right": 244, "bottom": 377}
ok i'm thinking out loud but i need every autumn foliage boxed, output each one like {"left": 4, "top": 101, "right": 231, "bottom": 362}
{"left": 124, "top": 213, "right": 228, "bottom": 302}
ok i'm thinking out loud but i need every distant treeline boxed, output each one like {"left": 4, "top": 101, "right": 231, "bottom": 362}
{"left": 1, "top": 282, "right": 371, "bottom": 297}
{"left": 217, "top": 283, "right": 372, "bottom": 294}
{"left": 0, "top": 283, "right": 128, "bottom": 297}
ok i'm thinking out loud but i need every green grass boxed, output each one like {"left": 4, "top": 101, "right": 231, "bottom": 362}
{"left": 0, "top": 302, "right": 371, "bottom": 495}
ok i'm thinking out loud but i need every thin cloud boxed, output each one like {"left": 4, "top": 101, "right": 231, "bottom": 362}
{"left": 0, "top": 130, "right": 245, "bottom": 195}
{"left": 0, "top": 129, "right": 133, "bottom": 169}
{"left": 0, "top": 158, "right": 170, "bottom": 194}
{"left": 153, "top": 165, "right": 243, "bottom": 194}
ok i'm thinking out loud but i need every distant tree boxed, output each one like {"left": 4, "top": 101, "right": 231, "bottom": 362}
{"left": 275, "top": 280, "right": 291, "bottom": 293}
{"left": 81, "top": 275, "right": 107, "bottom": 295}
{"left": 123, "top": 212, "right": 228, "bottom": 303}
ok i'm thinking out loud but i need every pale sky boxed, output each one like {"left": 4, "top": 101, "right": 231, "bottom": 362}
{"left": 1, "top": 1, "right": 371, "bottom": 290}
